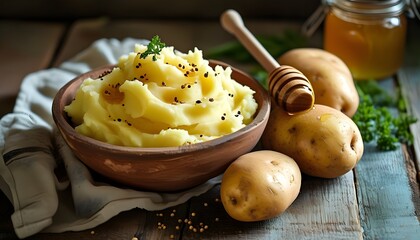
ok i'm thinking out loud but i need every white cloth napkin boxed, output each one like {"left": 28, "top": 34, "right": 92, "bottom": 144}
{"left": 0, "top": 38, "right": 221, "bottom": 239}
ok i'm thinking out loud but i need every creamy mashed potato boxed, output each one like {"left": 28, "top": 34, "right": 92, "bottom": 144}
{"left": 65, "top": 44, "right": 258, "bottom": 147}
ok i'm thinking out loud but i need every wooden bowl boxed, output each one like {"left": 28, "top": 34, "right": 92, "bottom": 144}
{"left": 52, "top": 60, "right": 270, "bottom": 192}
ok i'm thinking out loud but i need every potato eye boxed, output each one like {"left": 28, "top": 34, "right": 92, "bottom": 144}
{"left": 229, "top": 197, "right": 238, "bottom": 205}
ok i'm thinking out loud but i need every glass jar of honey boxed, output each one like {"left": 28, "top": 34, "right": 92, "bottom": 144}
{"left": 323, "top": 0, "right": 407, "bottom": 80}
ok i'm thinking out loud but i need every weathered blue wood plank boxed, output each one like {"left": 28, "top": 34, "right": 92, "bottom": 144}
{"left": 398, "top": 68, "right": 420, "bottom": 182}
{"left": 184, "top": 173, "right": 362, "bottom": 240}
{"left": 355, "top": 143, "right": 420, "bottom": 239}
{"left": 398, "top": 20, "right": 420, "bottom": 181}
{"left": 356, "top": 20, "right": 420, "bottom": 239}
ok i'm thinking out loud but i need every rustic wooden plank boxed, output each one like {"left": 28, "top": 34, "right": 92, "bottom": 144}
{"left": 354, "top": 143, "right": 420, "bottom": 239}
{"left": 182, "top": 175, "right": 362, "bottom": 240}
{"left": 0, "top": 208, "right": 144, "bottom": 240}
{"left": 0, "top": 20, "right": 64, "bottom": 116}
{"left": 398, "top": 69, "right": 420, "bottom": 181}
{"left": 137, "top": 202, "right": 190, "bottom": 239}
{"left": 27, "top": 209, "right": 144, "bottom": 240}
{"left": 53, "top": 18, "right": 302, "bottom": 66}
{"left": 354, "top": 19, "right": 420, "bottom": 239}
{"left": 398, "top": 20, "right": 420, "bottom": 181}
{"left": 0, "top": 0, "right": 318, "bottom": 20}
{"left": 0, "top": 20, "right": 65, "bottom": 238}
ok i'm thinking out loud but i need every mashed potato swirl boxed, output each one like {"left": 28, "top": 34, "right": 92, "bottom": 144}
{"left": 65, "top": 44, "right": 258, "bottom": 147}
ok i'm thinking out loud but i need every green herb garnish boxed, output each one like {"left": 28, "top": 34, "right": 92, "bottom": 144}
{"left": 352, "top": 80, "right": 417, "bottom": 151}
{"left": 205, "top": 30, "right": 307, "bottom": 64}
{"left": 140, "top": 35, "right": 166, "bottom": 61}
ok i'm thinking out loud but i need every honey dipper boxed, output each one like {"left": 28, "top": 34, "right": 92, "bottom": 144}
{"left": 221, "top": 9, "right": 315, "bottom": 114}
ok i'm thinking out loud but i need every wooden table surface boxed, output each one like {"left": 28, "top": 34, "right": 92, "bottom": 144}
{"left": 0, "top": 17, "right": 419, "bottom": 240}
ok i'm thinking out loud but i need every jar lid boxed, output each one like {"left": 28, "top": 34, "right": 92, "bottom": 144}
{"left": 329, "top": 0, "right": 406, "bottom": 15}
{"left": 302, "top": 0, "right": 416, "bottom": 37}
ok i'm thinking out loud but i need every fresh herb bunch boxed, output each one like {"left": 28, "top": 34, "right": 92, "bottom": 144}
{"left": 205, "top": 30, "right": 307, "bottom": 64}
{"left": 352, "top": 81, "right": 417, "bottom": 151}
{"left": 140, "top": 35, "right": 166, "bottom": 61}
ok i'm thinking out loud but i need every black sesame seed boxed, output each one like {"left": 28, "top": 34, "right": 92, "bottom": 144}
{"left": 196, "top": 100, "right": 202, "bottom": 104}
{"left": 209, "top": 98, "right": 214, "bottom": 102}
{"left": 204, "top": 72, "right": 209, "bottom": 78}
{"left": 221, "top": 116, "right": 225, "bottom": 120}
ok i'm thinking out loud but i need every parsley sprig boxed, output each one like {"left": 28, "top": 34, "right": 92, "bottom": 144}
{"left": 352, "top": 81, "right": 417, "bottom": 151}
{"left": 140, "top": 35, "right": 166, "bottom": 61}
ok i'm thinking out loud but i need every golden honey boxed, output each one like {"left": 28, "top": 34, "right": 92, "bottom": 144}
{"left": 323, "top": 0, "right": 407, "bottom": 80}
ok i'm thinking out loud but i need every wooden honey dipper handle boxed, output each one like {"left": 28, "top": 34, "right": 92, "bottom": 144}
{"left": 221, "top": 9, "right": 315, "bottom": 114}
{"left": 221, "top": 9, "right": 279, "bottom": 72}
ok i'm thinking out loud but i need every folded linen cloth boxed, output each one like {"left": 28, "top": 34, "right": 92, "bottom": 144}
{"left": 0, "top": 38, "right": 221, "bottom": 239}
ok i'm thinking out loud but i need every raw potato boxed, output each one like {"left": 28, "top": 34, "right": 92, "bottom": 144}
{"left": 220, "top": 150, "right": 301, "bottom": 222}
{"left": 279, "top": 48, "right": 359, "bottom": 117}
{"left": 262, "top": 104, "right": 364, "bottom": 178}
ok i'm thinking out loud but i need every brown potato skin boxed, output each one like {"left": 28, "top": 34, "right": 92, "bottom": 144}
{"left": 220, "top": 150, "right": 301, "bottom": 222}
{"left": 279, "top": 48, "right": 359, "bottom": 117}
{"left": 262, "top": 104, "right": 364, "bottom": 178}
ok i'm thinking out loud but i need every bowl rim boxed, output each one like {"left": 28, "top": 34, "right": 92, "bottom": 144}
{"left": 52, "top": 60, "right": 270, "bottom": 156}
